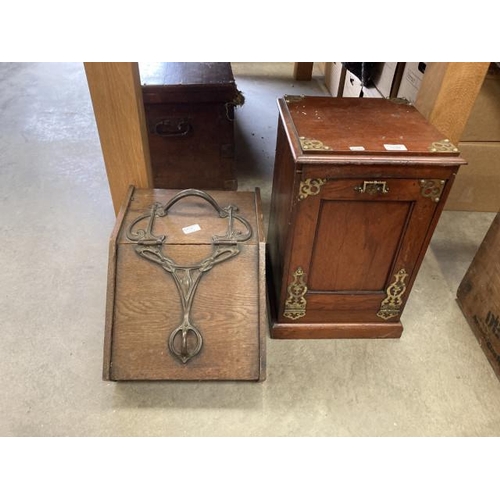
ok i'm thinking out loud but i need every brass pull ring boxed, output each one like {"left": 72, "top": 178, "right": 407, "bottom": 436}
{"left": 169, "top": 323, "right": 203, "bottom": 364}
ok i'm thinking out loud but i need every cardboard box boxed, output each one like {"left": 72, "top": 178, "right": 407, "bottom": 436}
{"left": 445, "top": 141, "right": 500, "bottom": 212}
{"left": 397, "top": 62, "right": 427, "bottom": 103}
{"left": 371, "top": 62, "right": 404, "bottom": 98}
{"left": 343, "top": 70, "right": 363, "bottom": 98}
{"left": 461, "top": 63, "right": 500, "bottom": 142}
{"left": 324, "top": 62, "right": 346, "bottom": 97}
{"left": 457, "top": 213, "right": 500, "bottom": 381}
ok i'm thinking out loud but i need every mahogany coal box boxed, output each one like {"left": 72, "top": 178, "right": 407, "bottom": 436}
{"left": 267, "top": 96, "right": 467, "bottom": 339}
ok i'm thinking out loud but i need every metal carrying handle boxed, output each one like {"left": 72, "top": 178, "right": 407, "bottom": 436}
{"left": 127, "top": 189, "right": 252, "bottom": 245}
{"left": 354, "top": 180, "right": 389, "bottom": 195}
{"left": 162, "top": 189, "right": 229, "bottom": 217}
{"left": 153, "top": 118, "right": 191, "bottom": 137}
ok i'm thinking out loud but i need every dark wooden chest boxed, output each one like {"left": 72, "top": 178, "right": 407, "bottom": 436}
{"left": 267, "top": 96, "right": 466, "bottom": 339}
{"left": 104, "top": 187, "right": 266, "bottom": 381}
{"left": 140, "top": 62, "right": 242, "bottom": 190}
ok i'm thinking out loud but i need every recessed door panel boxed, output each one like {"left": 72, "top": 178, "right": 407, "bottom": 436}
{"left": 309, "top": 200, "right": 412, "bottom": 292}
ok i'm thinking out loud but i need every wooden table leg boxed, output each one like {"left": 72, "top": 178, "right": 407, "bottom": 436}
{"left": 415, "top": 62, "right": 489, "bottom": 145}
{"left": 84, "top": 62, "right": 153, "bottom": 215}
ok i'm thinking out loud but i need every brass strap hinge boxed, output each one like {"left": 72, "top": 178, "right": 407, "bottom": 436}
{"left": 377, "top": 269, "right": 409, "bottom": 320}
{"left": 283, "top": 267, "right": 308, "bottom": 320}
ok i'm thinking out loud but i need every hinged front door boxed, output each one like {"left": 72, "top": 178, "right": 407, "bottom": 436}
{"left": 280, "top": 176, "right": 446, "bottom": 323}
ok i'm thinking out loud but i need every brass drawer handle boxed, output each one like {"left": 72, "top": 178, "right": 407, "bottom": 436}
{"left": 354, "top": 181, "right": 389, "bottom": 195}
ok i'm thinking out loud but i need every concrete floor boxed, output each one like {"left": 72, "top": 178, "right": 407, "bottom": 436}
{"left": 0, "top": 62, "right": 499, "bottom": 437}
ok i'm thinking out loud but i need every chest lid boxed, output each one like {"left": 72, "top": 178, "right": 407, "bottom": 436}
{"left": 140, "top": 62, "right": 241, "bottom": 104}
{"left": 279, "top": 95, "right": 463, "bottom": 159}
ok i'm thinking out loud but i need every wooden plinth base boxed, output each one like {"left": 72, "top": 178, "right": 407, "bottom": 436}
{"left": 271, "top": 322, "right": 403, "bottom": 339}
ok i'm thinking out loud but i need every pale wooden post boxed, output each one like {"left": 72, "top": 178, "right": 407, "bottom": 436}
{"left": 415, "top": 62, "right": 490, "bottom": 145}
{"left": 84, "top": 62, "right": 153, "bottom": 214}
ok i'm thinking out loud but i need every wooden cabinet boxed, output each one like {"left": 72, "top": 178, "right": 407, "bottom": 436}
{"left": 267, "top": 96, "right": 466, "bottom": 339}
{"left": 104, "top": 187, "right": 267, "bottom": 380}
{"left": 139, "top": 62, "right": 241, "bottom": 190}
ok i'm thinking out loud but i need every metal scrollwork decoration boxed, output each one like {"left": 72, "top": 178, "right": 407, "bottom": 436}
{"left": 428, "top": 139, "right": 459, "bottom": 153}
{"left": 283, "top": 267, "right": 308, "bottom": 320}
{"left": 377, "top": 268, "right": 409, "bottom": 320}
{"left": 299, "top": 137, "right": 332, "bottom": 152}
{"left": 298, "top": 178, "right": 327, "bottom": 201}
{"left": 419, "top": 179, "right": 446, "bottom": 203}
{"left": 126, "top": 189, "right": 252, "bottom": 364}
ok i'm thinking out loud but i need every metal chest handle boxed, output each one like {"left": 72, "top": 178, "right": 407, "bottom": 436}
{"left": 152, "top": 118, "right": 192, "bottom": 138}
{"left": 127, "top": 189, "right": 252, "bottom": 245}
{"left": 126, "top": 189, "right": 252, "bottom": 364}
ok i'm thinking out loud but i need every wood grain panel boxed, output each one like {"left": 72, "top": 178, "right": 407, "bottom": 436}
{"left": 309, "top": 200, "right": 411, "bottom": 291}
{"left": 144, "top": 102, "right": 235, "bottom": 190}
{"left": 300, "top": 292, "right": 390, "bottom": 323}
{"left": 271, "top": 321, "right": 403, "bottom": 339}
{"left": 267, "top": 121, "right": 299, "bottom": 311}
{"left": 280, "top": 96, "right": 461, "bottom": 157}
{"left": 302, "top": 164, "right": 458, "bottom": 179}
{"left": 103, "top": 186, "right": 135, "bottom": 380}
{"left": 415, "top": 62, "right": 490, "bottom": 144}
{"left": 111, "top": 244, "right": 260, "bottom": 380}
{"left": 84, "top": 63, "right": 153, "bottom": 214}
